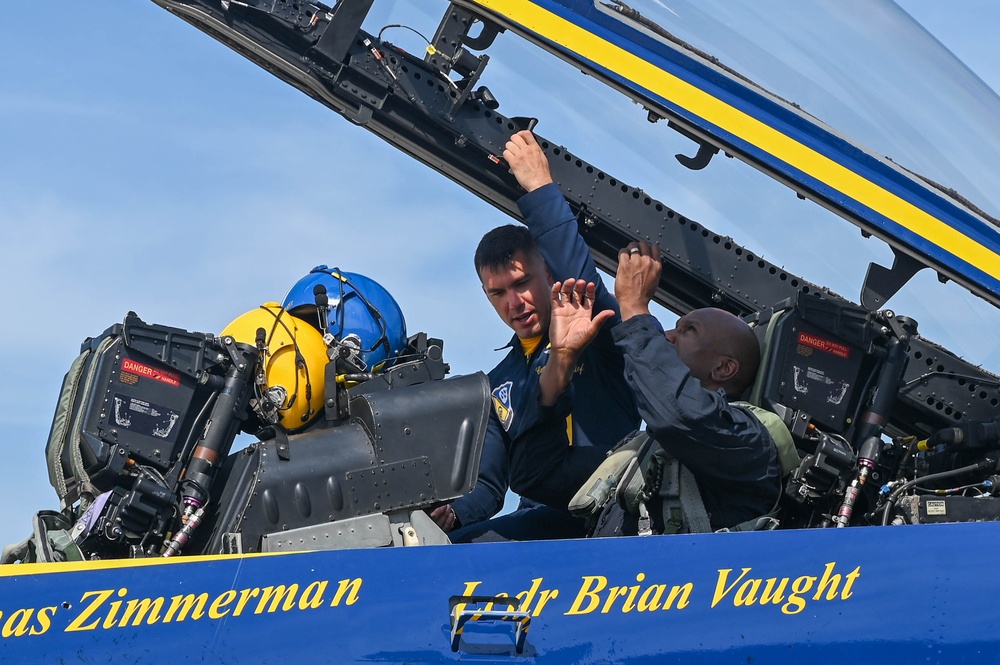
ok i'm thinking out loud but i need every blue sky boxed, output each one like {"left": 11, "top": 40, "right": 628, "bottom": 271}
{"left": 0, "top": 1, "right": 997, "bottom": 548}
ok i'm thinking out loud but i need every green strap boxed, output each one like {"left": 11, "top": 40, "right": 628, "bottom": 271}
{"left": 65, "top": 336, "right": 117, "bottom": 510}
{"left": 733, "top": 401, "right": 799, "bottom": 477}
{"left": 677, "top": 463, "right": 712, "bottom": 533}
{"left": 45, "top": 347, "right": 92, "bottom": 500}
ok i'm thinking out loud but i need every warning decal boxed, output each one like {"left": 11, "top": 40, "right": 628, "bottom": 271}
{"left": 797, "top": 332, "right": 851, "bottom": 359}
{"left": 120, "top": 358, "right": 182, "bottom": 387}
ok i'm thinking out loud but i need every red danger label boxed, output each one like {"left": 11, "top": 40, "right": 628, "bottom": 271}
{"left": 121, "top": 358, "right": 181, "bottom": 387}
{"left": 798, "top": 332, "right": 851, "bottom": 359}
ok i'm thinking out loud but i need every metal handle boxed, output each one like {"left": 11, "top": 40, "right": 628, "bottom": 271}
{"left": 449, "top": 595, "right": 531, "bottom": 654}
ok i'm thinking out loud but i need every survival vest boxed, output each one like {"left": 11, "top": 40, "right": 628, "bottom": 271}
{"left": 569, "top": 403, "right": 798, "bottom": 535}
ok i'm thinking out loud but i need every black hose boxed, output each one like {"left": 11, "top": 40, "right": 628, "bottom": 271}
{"left": 880, "top": 458, "right": 995, "bottom": 525}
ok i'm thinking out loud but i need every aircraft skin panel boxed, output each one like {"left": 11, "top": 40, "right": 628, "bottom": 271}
{"left": 466, "top": 0, "right": 1000, "bottom": 304}
{"left": 0, "top": 523, "right": 996, "bottom": 662}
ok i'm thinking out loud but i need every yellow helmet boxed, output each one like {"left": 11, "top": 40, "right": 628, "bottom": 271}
{"left": 220, "top": 303, "right": 327, "bottom": 432}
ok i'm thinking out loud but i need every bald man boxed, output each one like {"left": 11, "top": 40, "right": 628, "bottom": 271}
{"left": 610, "top": 241, "right": 781, "bottom": 530}
{"left": 542, "top": 240, "right": 782, "bottom": 531}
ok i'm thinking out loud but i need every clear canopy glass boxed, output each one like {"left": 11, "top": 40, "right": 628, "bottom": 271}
{"left": 604, "top": 0, "right": 1000, "bottom": 221}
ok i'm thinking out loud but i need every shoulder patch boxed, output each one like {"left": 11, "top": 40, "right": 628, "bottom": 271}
{"left": 491, "top": 381, "right": 514, "bottom": 431}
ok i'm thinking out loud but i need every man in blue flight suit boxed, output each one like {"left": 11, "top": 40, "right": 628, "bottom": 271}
{"left": 605, "top": 241, "right": 782, "bottom": 531}
{"left": 430, "top": 131, "right": 640, "bottom": 541}
{"left": 502, "top": 241, "right": 781, "bottom": 535}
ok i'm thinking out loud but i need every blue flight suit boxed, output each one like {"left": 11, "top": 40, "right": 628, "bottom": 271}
{"left": 611, "top": 314, "right": 781, "bottom": 530}
{"left": 450, "top": 183, "right": 640, "bottom": 538}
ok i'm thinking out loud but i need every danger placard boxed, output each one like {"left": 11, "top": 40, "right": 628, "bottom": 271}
{"left": 797, "top": 332, "right": 851, "bottom": 359}
{"left": 121, "top": 358, "right": 182, "bottom": 387}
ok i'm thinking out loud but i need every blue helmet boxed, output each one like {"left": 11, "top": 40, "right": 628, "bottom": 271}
{"left": 282, "top": 265, "right": 407, "bottom": 371}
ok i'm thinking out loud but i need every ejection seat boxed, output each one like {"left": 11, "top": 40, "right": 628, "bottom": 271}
{"left": 745, "top": 293, "right": 874, "bottom": 443}
{"left": 744, "top": 293, "right": 886, "bottom": 524}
